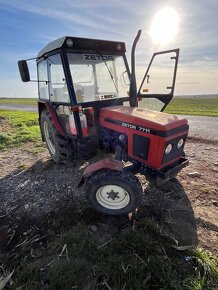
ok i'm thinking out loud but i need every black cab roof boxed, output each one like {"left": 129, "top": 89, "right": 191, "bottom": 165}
{"left": 37, "top": 36, "right": 126, "bottom": 58}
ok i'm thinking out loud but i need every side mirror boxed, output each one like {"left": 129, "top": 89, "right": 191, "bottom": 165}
{"left": 18, "top": 60, "right": 30, "bottom": 82}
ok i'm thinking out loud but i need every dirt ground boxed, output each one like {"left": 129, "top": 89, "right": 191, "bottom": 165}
{"left": 0, "top": 138, "right": 217, "bottom": 259}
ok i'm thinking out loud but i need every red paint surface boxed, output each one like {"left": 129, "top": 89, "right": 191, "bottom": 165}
{"left": 45, "top": 103, "right": 65, "bottom": 135}
{"left": 83, "top": 158, "right": 123, "bottom": 178}
{"left": 100, "top": 106, "right": 188, "bottom": 169}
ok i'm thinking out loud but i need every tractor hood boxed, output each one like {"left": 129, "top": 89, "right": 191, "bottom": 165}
{"left": 100, "top": 105, "right": 188, "bottom": 136}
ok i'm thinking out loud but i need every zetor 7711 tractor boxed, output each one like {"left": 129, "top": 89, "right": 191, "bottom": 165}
{"left": 18, "top": 30, "right": 189, "bottom": 215}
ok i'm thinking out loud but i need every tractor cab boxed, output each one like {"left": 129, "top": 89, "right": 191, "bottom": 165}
{"left": 37, "top": 37, "right": 130, "bottom": 105}
{"left": 18, "top": 31, "right": 189, "bottom": 216}
{"left": 35, "top": 37, "right": 131, "bottom": 139}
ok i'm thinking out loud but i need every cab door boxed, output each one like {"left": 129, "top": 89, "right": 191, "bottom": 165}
{"left": 137, "top": 48, "right": 179, "bottom": 111}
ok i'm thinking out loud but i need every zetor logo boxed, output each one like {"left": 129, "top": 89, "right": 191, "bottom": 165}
{"left": 122, "top": 122, "right": 151, "bottom": 133}
{"left": 83, "top": 54, "right": 114, "bottom": 61}
{"left": 122, "top": 122, "right": 136, "bottom": 130}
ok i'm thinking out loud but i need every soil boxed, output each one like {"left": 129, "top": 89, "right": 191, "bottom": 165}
{"left": 0, "top": 138, "right": 217, "bottom": 262}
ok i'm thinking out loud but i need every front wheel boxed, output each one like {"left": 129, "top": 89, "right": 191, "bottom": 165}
{"left": 85, "top": 169, "right": 142, "bottom": 215}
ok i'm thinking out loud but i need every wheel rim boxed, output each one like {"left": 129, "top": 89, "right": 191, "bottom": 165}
{"left": 96, "top": 185, "right": 130, "bottom": 210}
{"left": 44, "top": 121, "right": 56, "bottom": 155}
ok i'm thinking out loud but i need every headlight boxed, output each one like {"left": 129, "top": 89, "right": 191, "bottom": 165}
{"left": 177, "top": 138, "right": 184, "bottom": 149}
{"left": 66, "top": 38, "right": 74, "bottom": 47}
{"left": 116, "top": 43, "right": 122, "bottom": 50}
{"left": 165, "top": 144, "right": 172, "bottom": 154}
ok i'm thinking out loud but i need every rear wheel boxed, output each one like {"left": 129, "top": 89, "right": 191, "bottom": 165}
{"left": 40, "top": 110, "right": 72, "bottom": 163}
{"left": 85, "top": 169, "right": 142, "bottom": 215}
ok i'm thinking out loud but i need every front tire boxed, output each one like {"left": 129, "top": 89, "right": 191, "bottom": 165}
{"left": 85, "top": 169, "right": 142, "bottom": 215}
{"left": 40, "top": 110, "right": 72, "bottom": 163}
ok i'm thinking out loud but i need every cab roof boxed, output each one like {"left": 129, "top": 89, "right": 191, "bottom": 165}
{"left": 37, "top": 36, "right": 126, "bottom": 58}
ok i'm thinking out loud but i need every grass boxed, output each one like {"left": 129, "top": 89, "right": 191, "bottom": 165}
{"left": 191, "top": 247, "right": 218, "bottom": 281}
{"left": 0, "top": 98, "right": 36, "bottom": 106}
{"left": 165, "top": 97, "right": 218, "bottom": 116}
{"left": 0, "top": 110, "right": 41, "bottom": 149}
{"left": 5, "top": 209, "right": 218, "bottom": 290}
{"left": 184, "top": 247, "right": 218, "bottom": 290}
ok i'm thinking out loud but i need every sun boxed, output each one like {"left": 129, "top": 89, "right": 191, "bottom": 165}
{"left": 149, "top": 7, "right": 179, "bottom": 44}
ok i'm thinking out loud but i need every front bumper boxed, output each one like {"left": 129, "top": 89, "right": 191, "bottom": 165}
{"left": 158, "top": 157, "right": 189, "bottom": 179}
{"left": 145, "top": 157, "right": 189, "bottom": 186}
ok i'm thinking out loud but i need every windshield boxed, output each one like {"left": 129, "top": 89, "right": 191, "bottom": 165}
{"left": 67, "top": 53, "right": 130, "bottom": 103}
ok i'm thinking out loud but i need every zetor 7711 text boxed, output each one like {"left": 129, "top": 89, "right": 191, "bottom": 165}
{"left": 18, "top": 30, "right": 189, "bottom": 215}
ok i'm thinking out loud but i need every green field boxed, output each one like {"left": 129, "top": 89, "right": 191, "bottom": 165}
{"left": 0, "top": 98, "right": 36, "bottom": 105}
{"left": 1, "top": 97, "right": 218, "bottom": 116}
{"left": 165, "top": 97, "right": 218, "bottom": 116}
{"left": 0, "top": 97, "right": 217, "bottom": 149}
{"left": 0, "top": 110, "right": 41, "bottom": 149}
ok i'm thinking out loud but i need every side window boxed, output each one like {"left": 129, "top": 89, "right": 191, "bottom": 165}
{"left": 114, "top": 56, "right": 130, "bottom": 97}
{"left": 48, "top": 54, "right": 70, "bottom": 103}
{"left": 38, "top": 60, "right": 49, "bottom": 100}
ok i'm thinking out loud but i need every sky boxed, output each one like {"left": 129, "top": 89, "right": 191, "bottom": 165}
{"left": 0, "top": 0, "right": 217, "bottom": 98}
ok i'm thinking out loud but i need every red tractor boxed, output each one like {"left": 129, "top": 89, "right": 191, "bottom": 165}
{"left": 18, "top": 30, "right": 189, "bottom": 215}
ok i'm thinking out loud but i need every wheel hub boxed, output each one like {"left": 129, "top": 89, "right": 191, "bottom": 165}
{"left": 107, "top": 190, "right": 120, "bottom": 200}
{"left": 96, "top": 184, "right": 130, "bottom": 210}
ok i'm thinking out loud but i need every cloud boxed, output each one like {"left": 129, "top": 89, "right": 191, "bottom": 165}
{"left": 0, "top": 1, "right": 130, "bottom": 35}
{"left": 0, "top": 0, "right": 218, "bottom": 96}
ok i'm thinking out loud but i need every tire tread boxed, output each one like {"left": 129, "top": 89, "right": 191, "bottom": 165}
{"left": 85, "top": 169, "right": 142, "bottom": 215}
{"left": 41, "top": 110, "right": 73, "bottom": 163}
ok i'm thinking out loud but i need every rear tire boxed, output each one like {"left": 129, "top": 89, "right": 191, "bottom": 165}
{"left": 40, "top": 110, "right": 72, "bottom": 163}
{"left": 85, "top": 169, "right": 142, "bottom": 215}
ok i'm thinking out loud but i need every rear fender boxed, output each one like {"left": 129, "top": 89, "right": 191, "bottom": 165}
{"left": 38, "top": 102, "right": 46, "bottom": 141}
{"left": 78, "top": 158, "right": 123, "bottom": 188}
{"left": 39, "top": 102, "right": 65, "bottom": 138}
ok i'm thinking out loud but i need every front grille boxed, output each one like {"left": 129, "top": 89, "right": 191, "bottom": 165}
{"left": 133, "top": 134, "right": 150, "bottom": 160}
{"left": 162, "top": 135, "right": 187, "bottom": 164}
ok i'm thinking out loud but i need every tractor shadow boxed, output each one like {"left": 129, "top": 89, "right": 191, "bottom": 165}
{"left": 0, "top": 157, "right": 198, "bottom": 250}
{"left": 138, "top": 178, "right": 198, "bottom": 246}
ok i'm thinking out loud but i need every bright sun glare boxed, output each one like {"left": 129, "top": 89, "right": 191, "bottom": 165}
{"left": 149, "top": 7, "right": 179, "bottom": 44}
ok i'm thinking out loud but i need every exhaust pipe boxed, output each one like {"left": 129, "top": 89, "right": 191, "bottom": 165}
{"left": 129, "top": 29, "right": 142, "bottom": 107}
